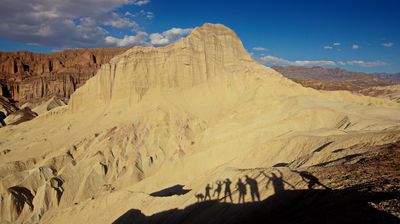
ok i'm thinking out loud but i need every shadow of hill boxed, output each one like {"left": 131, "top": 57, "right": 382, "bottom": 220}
{"left": 113, "top": 189, "right": 400, "bottom": 224}
{"left": 149, "top": 184, "right": 191, "bottom": 197}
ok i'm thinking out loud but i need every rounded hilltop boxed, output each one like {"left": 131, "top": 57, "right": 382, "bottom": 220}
{"left": 109, "top": 22, "right": 252, "bottom": 65}
{"left": 69, "top": 23, "right": 263, "bottom": 111}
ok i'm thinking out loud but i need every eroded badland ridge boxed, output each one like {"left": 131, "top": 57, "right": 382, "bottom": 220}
{"left": 0, "top": 47, "right": 129, "bottom": 106}
{"left": 0, "top": 23, "right": 399, "bottom": 224}
{"left": 0, "top": 47, "right": 130, "bottom": 125}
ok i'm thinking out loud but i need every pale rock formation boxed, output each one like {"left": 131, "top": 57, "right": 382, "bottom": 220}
{"left": 29, "top": 97, "right": 66, "bottom": 115}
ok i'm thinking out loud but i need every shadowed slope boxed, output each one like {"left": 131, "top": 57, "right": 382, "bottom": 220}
{"left": 114, "top": 189, "right": 400, "bottom": 224}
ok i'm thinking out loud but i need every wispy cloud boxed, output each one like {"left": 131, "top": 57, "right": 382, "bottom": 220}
{"left": 252, "top": 47, "right": 268, "bottom": 51}
{"left": 124, "top": 12, "right": 134, "bottom": 17}
{"left": 352, "top": 44, "right": 360, "bottom": 49}
{"left": 382, "top": 42, "right": 394, "bottom": 48}
{"left": 133, "top": 0, "right": 151, "bottom": 6}
{"left": 258, "top": 55, "right": 387, "bottom": 68}
{"left": 104, "top": 13, "right": 139, "bottom": 29}
{"left": 259, "top": 55, "right": 336, "bottom": 67}
{"left": 125, "top": 10, "right": 154, "bottom": 19}
{"left": 150, "top": 27, "right": 193, "bottom": 45}
{"left": 341, "top": 60, "right": 387, "bottom": 67}
{"left": 105, "top": 31, "right": 148, "bottom": 47}
{"left": 324, "top": 42, "right": 340, "bottom": 50}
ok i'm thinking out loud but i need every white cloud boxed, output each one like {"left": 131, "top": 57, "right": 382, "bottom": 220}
{"left": 0, "top": 0, "right": 150, "bottom": 48}
{"left": 139, "top": 10, "right": 154, "bottom": 19}
{"left": 35, "top": 26, "right": 52, "bottom": 36}
{"left": 124, "top": 10, "right": 154, "bottom": 19}
{"left": 259, "top": 55, "right": 336, "bottom": 67}
{"left": 149, "top": 33, "right": 169, "bottom": 45}
{"left": 352, "top": 44, "right": 360, "bottom": 49}
{"left": 105, "top": 31, "right": 148, "bottom": 47}
{"left": 104, "top": 26, "right": 193, "bottom": 47}
{"left": 150, "top": 27, "right": 193, "bottom": 46}
{"left": 259, "top": 55, "right": 387, "bottom": 68}
{"left": 145, "top": 11, "right": 154, "bottom": 19}
{"left": 325, "top": 43, "right": 341, "bottom": 50}
{"left": 124, "top": 11, "right": 134, "bottom": 17}
{"left": 252, "top": 47, "right": 268, "bottom": 51}
{"left": 343, "top": 60, "right": 387, "bottom": 67}
{"left": 133, "top": 0, "right": 150, "bottom": 5}
{"left": 382, "top": 42, "right": 394, "bottom": 48}
{"left": 104, "top": 13, "right": 139, "bottom": 29}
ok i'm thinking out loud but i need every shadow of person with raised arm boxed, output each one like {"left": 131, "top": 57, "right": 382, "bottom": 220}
{"left": 236, "top": 178, "right": 246, "bottom": 203}
{"left": 204, "top": 183, "right": 212, "bottom": 200}
{"left": 292, "top": 170, "right": 331, "bottom": 190}
{"left": 213, "top": 180, "right": 223, "bottom": 199}
{"left": 245, "top": 175, "right": 260, "bottom": 202}
{"left": 223, "top": 178, "right": 233, "bottom": 203}
{"left": 262, "top": 169, "right": 295, "bottom": 195}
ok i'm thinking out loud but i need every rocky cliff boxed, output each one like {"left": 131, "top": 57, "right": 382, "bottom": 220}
{"left": 0, "top": 47, "right": 129, "bottom": 105}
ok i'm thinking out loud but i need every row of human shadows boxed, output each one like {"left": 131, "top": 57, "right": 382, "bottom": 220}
{"left": 195, "top": 169, "right": 331, "bottom": 203}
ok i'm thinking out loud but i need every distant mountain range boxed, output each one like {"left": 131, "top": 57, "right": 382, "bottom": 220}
{"left": 273, "top": 66, "right": 400, "bottom": 92}
{"left": 371, "top": 72, "right": 400, "bottom": 81}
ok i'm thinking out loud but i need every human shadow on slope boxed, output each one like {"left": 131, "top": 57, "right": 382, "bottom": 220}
{"left": 113, "top": 188, "right": 400, "bottom": 224}
{"left": 261, "top": 169, "right": 295, "bottom": 194}
{"left": 291, "top": 170, "right": 331, "bottom": 190}
{"left": 199, "top": 177, "right": 256, "bottom": 203}
{"left": 245, "top": 175, "right": 260, "bottom": 202}
{"left": 236, "top": 178, "right": 246, "bottom": 203}
{"left": 212, "top": 180, "right": 223, "bottom": 200}
{"left": 223, "top": 178, "right": 233, "bottom": 203}
{"left": 197, "top": 179, "right": 233, "bottom": 203}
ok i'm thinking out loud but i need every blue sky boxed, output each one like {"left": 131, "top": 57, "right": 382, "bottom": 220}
{"left": 0, "top": 0, "right": 399, "bottom": 73}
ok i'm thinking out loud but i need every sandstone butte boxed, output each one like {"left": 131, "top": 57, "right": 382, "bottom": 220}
{"left": 0, "top": 23, "right": 399, "bottom": 224}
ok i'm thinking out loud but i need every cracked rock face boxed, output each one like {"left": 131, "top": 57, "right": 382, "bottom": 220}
{"left": 0, "top": 24, "right": 400, "bottom": 224}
